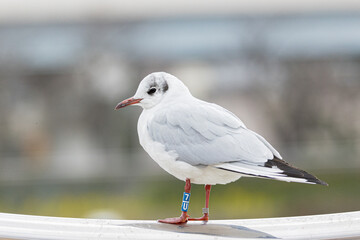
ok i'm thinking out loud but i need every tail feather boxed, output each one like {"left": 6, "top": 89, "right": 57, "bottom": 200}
{"left": 216, "top": 157, "right": 328, "bottom": 186}
{"left": 264, "top": 157, "right": 328, "bottom": 186}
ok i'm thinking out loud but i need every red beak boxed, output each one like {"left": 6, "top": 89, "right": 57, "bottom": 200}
{"left": 115, "top": 98, "right": 143, "bottom": 110}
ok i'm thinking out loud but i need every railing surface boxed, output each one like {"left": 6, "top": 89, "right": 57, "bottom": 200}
{"left": 0, "top": 211, "right": 359, "bottom": 239}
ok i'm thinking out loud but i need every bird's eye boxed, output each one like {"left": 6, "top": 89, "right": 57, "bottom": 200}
{"left": 147, "top": 87, "right": 157, "bottom": 95}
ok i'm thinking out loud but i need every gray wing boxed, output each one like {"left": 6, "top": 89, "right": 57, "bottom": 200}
{"left": 148, "top": 101, "right": 281, "bottom": 166}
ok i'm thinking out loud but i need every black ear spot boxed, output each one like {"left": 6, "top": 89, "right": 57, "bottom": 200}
{"left": 147, "top": 87, "right": 157, "bottom": 95}
{"left": 162, "top": 81, "right": 169, "bottom": 92}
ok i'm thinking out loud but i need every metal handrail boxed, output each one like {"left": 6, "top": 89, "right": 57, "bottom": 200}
{"left": 0, "top": 211, "right": 359, "bottom": 239}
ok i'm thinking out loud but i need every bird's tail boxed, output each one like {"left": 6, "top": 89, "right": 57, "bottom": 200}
{"left": 264, "top": 157, "right": 328, "bottom": 186}
{"left": 216, "top": 157, "right": 328, "bottom": 186}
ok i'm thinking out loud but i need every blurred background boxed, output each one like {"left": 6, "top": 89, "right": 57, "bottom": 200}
{"left": 0, "top": 0, "right": 359, "bottom": 220}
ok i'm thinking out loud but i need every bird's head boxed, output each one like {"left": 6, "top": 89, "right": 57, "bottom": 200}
{"left": 115, "top": 72, "right": 190, "bottom": 110}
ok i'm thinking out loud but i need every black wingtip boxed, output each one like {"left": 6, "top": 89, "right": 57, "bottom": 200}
{"left": 265, "top": 157, "right": 329, "bottom": 186}
{"left": 314, "top": 179, "right": 329, "bottom": 186}
{"left": 306, "top": 177, "right": 329, "bottom": 186}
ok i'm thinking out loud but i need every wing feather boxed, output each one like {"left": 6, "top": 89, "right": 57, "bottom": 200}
{"left": 148, "top": 101, "right": 279, "bottom": 166}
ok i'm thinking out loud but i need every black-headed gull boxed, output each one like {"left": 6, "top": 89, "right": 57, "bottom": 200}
{"left": 115, "top": 72, "right": 327, "bottom": 224}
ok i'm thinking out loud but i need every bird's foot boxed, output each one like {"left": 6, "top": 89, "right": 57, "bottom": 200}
{"left": 188, "top": 213, "right": 209, "bottom": 222}
{"left": 158, "top": 212, "right": 189, "bottom": 224}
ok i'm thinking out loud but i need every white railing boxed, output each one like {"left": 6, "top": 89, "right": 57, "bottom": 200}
{"left": 0, "top": 211, "right": 359, "bottom": 239}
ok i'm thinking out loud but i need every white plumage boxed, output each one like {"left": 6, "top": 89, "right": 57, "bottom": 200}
{"left": 116, "top": 72, "right": 327, "bottom": 186}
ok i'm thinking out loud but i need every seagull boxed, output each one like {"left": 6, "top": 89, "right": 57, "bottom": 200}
{"left": 115, "top": 72, "right": 328, "bottom": 224}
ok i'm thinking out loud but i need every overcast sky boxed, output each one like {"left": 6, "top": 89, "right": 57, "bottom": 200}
{"left": 1, "top": 0, "right": 360, "bottom": 24}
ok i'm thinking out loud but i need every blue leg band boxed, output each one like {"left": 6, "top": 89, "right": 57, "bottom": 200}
{"left": 181, "top": 192, "right": 191, "bottom": 212}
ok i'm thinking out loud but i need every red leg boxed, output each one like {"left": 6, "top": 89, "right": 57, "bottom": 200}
{"left": 188, "top": 184, "right": 211, "bottom": 222}
{"left": 158, "top": 179, "right": 191, "bottom": 224}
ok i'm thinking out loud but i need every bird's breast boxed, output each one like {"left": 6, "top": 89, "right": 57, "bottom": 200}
{"left": 137, "top": 110, "right": 203, "bottom": 181}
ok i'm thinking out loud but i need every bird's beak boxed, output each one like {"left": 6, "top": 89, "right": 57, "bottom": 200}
{"left": 115, "top": 97, "right": 143, "bottom": 110}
